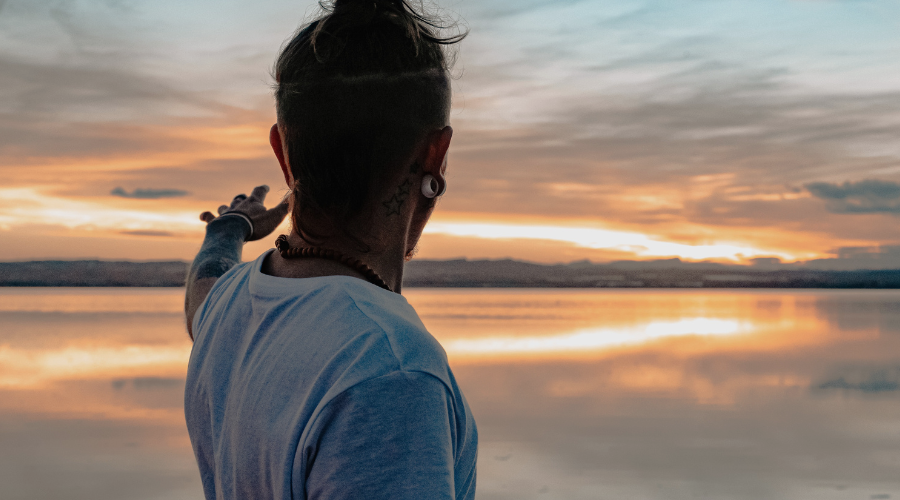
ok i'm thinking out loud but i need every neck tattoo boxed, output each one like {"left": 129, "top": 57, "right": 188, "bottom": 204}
{"left": 274, "top": 235, "right": 394, "bottom": 293}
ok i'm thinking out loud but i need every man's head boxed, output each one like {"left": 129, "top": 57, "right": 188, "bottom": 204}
{"left": 271, "top": 0, "right": 463, "bottom": 250}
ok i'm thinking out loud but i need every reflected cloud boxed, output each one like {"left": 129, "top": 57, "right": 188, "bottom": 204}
{"left": 4, "top": 288, "right": 900, "bottom": 498}
{"left": 445, "top": 318, "right": 746, "bottom": 356}
{"left": 0, "top": 344, "right": 191, "bottom": 388}
{"left": 0, "top": 287, "right": 183, "bottom": 313}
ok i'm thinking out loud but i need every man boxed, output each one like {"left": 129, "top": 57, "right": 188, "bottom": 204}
{"left": 182, "top": 1, "right": 477, "bottom": 499}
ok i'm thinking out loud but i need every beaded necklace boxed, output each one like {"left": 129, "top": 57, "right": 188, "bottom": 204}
{"left": 274, "top": 235, "right": 393, "bottom": 293}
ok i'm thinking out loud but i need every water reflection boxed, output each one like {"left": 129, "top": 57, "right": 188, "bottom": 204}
{"left": 1, "top": 288, "right": 900, "bottom": 499}
{"left": 444, "top": 317, "right": 746, "bottom": 356}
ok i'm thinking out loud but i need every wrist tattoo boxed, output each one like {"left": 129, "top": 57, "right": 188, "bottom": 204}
{"left": 187, "top": 218, "right": 245, "bottom": 282}
{"left": 193, "top": 255, "right": 241, "bottom": 280}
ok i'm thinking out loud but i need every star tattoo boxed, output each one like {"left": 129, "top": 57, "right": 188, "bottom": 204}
{"left": 382, "top": 194, "right": 406, "bottom": 216}
{"left": 382, "top": 178, "right": 414, "bottom": 216}
{"left": 397, "top": 178, "right": 412, "bottom": 196}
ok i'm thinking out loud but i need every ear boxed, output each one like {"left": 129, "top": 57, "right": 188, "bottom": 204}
{"left": 421, "top": 126, "right": 453, "bottom": 188}
{"left": 270, "top": 124, "right": 292, "bottom": 188}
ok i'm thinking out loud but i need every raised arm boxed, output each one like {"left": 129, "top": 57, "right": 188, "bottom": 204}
{"left": 185, "top": 185, "right": 289, "bottom": 340}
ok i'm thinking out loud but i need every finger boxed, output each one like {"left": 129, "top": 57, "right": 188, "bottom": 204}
{"left": 217, "top": 205, "right": 229, "bottom": 215}
{"left": 269, "top": 199, "right": 290, "bottom": 220}
{"left": 277, "top": 198, "right": 290, "bottom": 212}
{"left": 199, "top": 211, "right": 216, "bottom": 223}
{"left": 230, "top": 194, "right": 247, "bottom": 210}
{"left": 247, "top": 185, "right": 269, "bottom": 204}
{"left": 247, "top": 200, "right": 290, "bottom": 241}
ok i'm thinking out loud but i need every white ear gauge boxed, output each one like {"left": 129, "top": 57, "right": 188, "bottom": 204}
{"left": 421, "top": 174, "right": 440, "bottom": 198}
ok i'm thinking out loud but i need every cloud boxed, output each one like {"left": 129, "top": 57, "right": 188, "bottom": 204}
{"left": 118, "top": 230, "right": 175, "bottom": 237}
{"left": 448, "top": 42, "right": 900, "bottom": 228}
{"left": 806, "top": 180, "right": 900, "bottom": 214}
{"left": 803, "top": 245, "right": 900, "bottom": 270}
{"left": 0, "top": 53, "right": 250, "bottom": 165}
{"left": 110, "top": 187, "right": 188, "bottom": 199}
{"left": 817, "top": 367, "right": 900, "bottom": 394}
{"left": 5, "top": 0, "right": 900, "bottom": 261}
{"left": 444, "top": 0, "right": 900, "bottom": 248}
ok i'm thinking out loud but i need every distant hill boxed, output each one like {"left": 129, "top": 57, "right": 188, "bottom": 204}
{"left": 0, "top": 260, "right": 188, "bottom": 287}
{"left": 403, "top": 259, "right": 900, "bottom": 288}
{"left": 2, "top": 258, "right": 900, "bottom": 288}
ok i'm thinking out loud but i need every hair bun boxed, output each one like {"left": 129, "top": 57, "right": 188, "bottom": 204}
{"left": 332, "top": 0, "right": 404, "bottom": 12}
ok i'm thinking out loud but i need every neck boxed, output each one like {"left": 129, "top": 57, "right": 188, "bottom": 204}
{"left": 266, "top": 230, "right": 407, "bottom": 293}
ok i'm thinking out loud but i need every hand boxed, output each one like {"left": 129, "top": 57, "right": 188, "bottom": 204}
{"left": 200, "top": 185, "right": 290, "bottom": 242}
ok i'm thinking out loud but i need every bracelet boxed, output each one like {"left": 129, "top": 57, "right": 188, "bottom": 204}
{"left": 217, "top": 212, "right": 254, "bottom": 241}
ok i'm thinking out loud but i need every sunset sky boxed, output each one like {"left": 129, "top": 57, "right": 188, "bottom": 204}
{"left": 3, "top": 0, "right": 900, "bottom": 267}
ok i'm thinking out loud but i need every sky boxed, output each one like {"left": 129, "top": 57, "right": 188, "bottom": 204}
{"left": 2, "top": 0, "right": 900, "bottom": 267}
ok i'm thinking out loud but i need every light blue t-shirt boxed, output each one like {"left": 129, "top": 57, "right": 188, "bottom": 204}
{"left": 184, "top": 250, "right": 478, "bottom": 500}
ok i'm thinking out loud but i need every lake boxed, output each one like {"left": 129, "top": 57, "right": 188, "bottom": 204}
{"left": 2, "top": 287, "right": 900, "bottom": 499}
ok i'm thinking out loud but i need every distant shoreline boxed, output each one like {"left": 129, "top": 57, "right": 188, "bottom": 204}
{"left": 3, "top": 259, "right": 900, "bottom": 288}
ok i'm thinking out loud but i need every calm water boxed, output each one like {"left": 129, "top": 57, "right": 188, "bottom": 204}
{"left": 2, "top": 288, "right": 900, "bottom": 499}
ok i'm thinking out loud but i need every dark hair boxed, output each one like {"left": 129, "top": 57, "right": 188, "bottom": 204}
{"left": 274, "top": 0, "right": 465, "bottom": 247}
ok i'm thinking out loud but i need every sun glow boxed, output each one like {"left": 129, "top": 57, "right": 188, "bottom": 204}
{"left": 0, "top": 187, "right": 201, "bottom": 235}
{"left": 0, "top": 187, "right": 824, "bottom": 263}
{"left": 424, "top": 221, "right": 803, "bottom": 262}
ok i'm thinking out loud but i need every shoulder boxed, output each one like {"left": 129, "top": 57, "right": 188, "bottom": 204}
{"left": 207, "top": 258, "right": 254, "bottom": 299}
{"left": 288, "top": 279, "right": 455, "bottom": 402}
{"left": 191, "top": 259, "right": 255, "bottom": 338}
{"left": 340, "top": 281, "right": 450, "bottom": 380}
